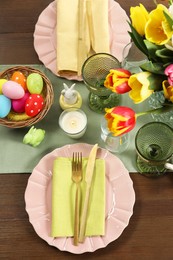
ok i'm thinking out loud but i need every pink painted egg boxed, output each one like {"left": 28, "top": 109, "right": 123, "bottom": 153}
{"left": 12, "top": 92, "right": 30, "bottom": 113}
{"left": 25, "top": 94, "right": 44, "bottom": 117}
{"left": 11, "top": 71, "right": 27, "bottom": 91}
{"left": 2, "top": 80, "right": 25, "bottom": 99}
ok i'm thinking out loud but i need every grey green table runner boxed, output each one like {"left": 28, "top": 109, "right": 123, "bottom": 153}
{"left": 0, "top": 64, "right": 153, "bottom": 173}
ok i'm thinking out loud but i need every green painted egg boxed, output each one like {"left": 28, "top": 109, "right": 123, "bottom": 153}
{"left": 26, "top": 73, "right": 43, "bottom": 94}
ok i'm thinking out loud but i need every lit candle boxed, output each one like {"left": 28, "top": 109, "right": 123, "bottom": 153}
{"left": 59, "top": 108, "right": 87, "bottom": 139}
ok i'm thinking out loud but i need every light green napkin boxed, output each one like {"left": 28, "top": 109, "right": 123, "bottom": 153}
{"left": 51, "top": 157, "right": 105, "bottom": 237}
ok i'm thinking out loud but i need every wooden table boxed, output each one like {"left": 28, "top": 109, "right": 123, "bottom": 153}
{"left": 0, "top": 0, "right": 173, "bottom": 259}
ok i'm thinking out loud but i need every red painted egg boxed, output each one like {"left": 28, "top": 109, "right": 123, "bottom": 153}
{"left": 25, "top": 94, "right": 44, "bottom": 117}
{"left": 11, "top": 71, "right": 27, "bottom": 91}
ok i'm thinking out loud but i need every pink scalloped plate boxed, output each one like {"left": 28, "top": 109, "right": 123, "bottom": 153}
{"left": 25, "top": 143, "right": 135, "bottom": 254}
{"left": 33, "top": 0, "right": 130, "bottom": 81}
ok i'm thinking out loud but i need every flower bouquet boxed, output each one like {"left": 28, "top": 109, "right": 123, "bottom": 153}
{"left": 128, "top": 1, "right": 173, "bottom": 75}
{"left": 128, "top": 0, "right": 173, "bottom": 125}
{"left": 102, "top": 1, "right": 173, "bottom": 137}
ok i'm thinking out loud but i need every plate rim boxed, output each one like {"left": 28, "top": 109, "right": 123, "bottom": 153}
{"left": 33, "top": 0, "right": 131, "bottom": 81}
{"left": 25, "top": 143, "right": 135, "bottom": 254}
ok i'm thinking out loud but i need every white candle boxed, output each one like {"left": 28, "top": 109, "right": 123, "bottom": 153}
{"left": 59, "top": 108, "right": 87, "bottom": 139}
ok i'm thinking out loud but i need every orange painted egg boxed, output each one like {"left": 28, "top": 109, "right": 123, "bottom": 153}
{"left": 11, "top": 71, "right": 27, "bottom": 91}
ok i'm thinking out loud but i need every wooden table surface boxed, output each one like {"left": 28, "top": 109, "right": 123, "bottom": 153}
{"left": 0, "top": 0, "right": 173, "bottom": 259}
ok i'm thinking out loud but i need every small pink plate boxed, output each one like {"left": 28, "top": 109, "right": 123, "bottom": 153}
{"left": 25, "top": 143, "right": 135, "bottom": 254}
{"left": 33, "top": 0, "right": 130, "bottom": 81}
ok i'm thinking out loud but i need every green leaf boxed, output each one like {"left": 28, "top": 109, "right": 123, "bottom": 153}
{"left": 147, "top": 74, "right": 165, "bottom": 91}
{"left": 140, "top": 61, "right": 166, "bottom": 75}
{"left": 155, "top": 48, "right": 173, "bottom": 63}
{"left": 128, "top": 22, "right": 148, "bottom": 56}
{"left": 163, "top": 11, "right": 173, "bottom": 29}
{"left": 144, "top": 40, "right": 163, "bottom": 62}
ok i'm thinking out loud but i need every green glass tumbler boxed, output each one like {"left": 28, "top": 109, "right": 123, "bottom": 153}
{"left": 135, "top": 122, "right": 173, "bottom": 177}
{"left": 82, "top": 53, "right": 120, "bottom": 113}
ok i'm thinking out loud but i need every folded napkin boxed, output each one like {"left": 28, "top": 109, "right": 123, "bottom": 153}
{"left": 56, "top": 0, "right": 110, "bottom": 77}
{"left": 51, "top": 157, "right": 105, "bottom": 237}
{"left": 87, "top": 0, "right": 110, "bottom": 54}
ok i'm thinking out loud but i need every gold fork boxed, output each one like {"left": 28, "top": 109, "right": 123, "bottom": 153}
{"left": 71, "top": 152, "right": 83, "bottom": 246}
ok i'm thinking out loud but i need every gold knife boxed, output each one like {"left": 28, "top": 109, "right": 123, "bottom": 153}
{"left": 78, "top": 143, "right": 98, "bottom": 243}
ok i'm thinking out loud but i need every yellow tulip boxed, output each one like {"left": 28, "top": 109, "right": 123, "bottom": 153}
{"left": 128, "top": 72, "right": 154, "bottom": 103}
{"left": 130, "top": 4, "right": 149, "bottom": 36}
{"left": 145, "top": 4, "right": 173, "bottom": 45}
{"left": 162, "top": 80, "right": 173, "bottom": 102}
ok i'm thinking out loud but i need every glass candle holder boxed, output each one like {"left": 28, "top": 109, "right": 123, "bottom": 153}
{"left": 135, "top": 122, "right": 173, "bottom": 176}
{"left": 59, "top": 108, "right": 87, "bottom": 139}
{"left": 100, "top": 117, "right": 129, "bottom": 153}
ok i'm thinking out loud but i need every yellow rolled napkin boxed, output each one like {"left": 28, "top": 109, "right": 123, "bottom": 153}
{"left": 51, "top": 157, "right": 105, "bottom": 237}
{"left": 56, "top": 0, "right": 110, "bottom": 77}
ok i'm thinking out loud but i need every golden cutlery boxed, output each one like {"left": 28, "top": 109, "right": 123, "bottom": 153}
{"left": 79, "top": 144, "right": 98, "bottom": 243}
{"left": 72, "top": 152, "right": 83, "bottom": 246}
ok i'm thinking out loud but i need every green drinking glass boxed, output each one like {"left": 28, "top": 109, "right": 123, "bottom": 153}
{"left": 135, "top": 122, "right": 173, "bottom": 177}
{"left": 82, "top": 53, "right": 120, "bottom": 113}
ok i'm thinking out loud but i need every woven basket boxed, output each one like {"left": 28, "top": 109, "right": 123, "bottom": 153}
{"left": 0, "top": 66, "right": 54, "bottom": 128}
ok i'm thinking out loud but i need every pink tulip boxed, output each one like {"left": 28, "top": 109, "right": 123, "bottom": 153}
{"left": 164, "top": 64, "right": 173, "bottom": 86}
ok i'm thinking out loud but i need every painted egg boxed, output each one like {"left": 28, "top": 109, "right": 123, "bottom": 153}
{"left": 0, "top": 95, "right": 11, "bottom": 118}
{"left": 26, "top": 73, "right": 43, "bottom": 94}
{"left": 0, "top": 79, "right": 7, "bottom": 94}
{"left": 2, "top": 80, "right": 25, "bottom": 99}
{"left": 12, "top": 92, "right": 30, "bottom": 113}
{"left": 25, "top": 94, "right": 44, "bottom": 117}
{"left": 11, "top": 71, "right": 27, "bottom": 91}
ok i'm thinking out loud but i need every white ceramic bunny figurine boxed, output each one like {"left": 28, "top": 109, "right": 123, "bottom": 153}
{"left": 61, "top": 83, "right": 78, "bottom": 105}
{"left": 59, "top": 83, "right": 82, "bottom": 110}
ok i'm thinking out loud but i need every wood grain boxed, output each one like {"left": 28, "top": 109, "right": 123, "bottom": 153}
{"left": 0, "top": 0, "right": 173, "bottom": 259}
{"left": 1, "top": 173, "right": 173, "bottom": 259}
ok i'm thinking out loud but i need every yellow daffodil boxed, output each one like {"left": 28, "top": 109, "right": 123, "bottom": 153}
{"left": 145, "top": 4, "right": 173, "bottom": 45}
{"left": 128, "top": 72, "right": 154, "bottom": 103}
{"left": 130, "top": 4, "right": 149, "bottom": 36}
{"left": 162, "top": 80, "right": 173, "bottom": 102}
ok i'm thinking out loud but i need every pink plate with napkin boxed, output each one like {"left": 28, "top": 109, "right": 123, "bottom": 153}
{"left": 33, "top": 0, "right": 131, "bottom": 81}
{"left": 25, "top": 143, "right": 135, "bottom": 254}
